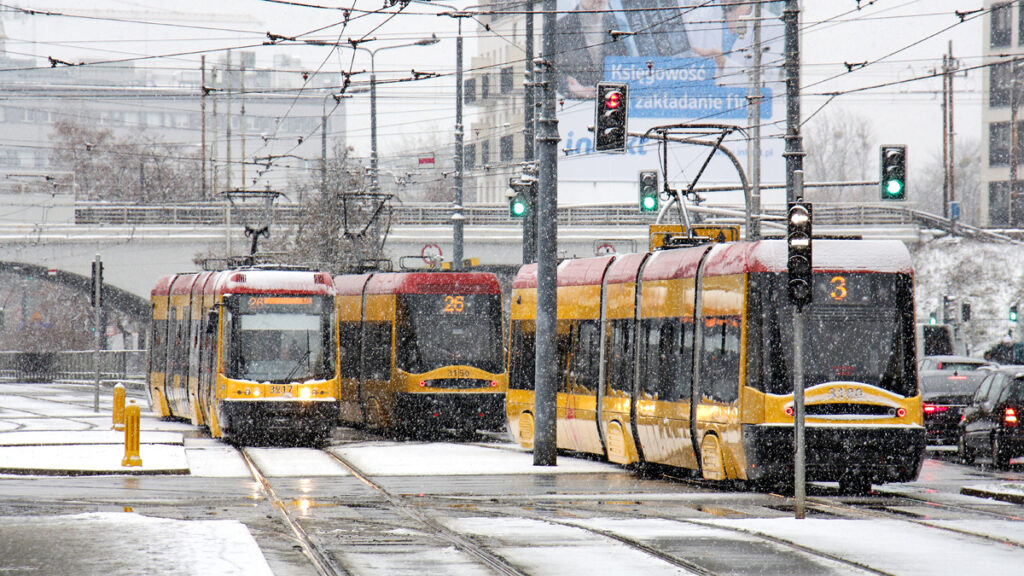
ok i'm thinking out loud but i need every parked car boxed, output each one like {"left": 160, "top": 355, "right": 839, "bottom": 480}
{"left": 920, "top": 369, "right": 988, "bottom": 445}
{"left": 957, "top": 366, "right": 1024, "bottom": 468}
{"left": 918, "top": 355, "right": 991, "bottom": 372}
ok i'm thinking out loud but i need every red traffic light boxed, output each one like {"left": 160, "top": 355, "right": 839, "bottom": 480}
{"left": 603, "top": 90, "right": 622, "bottom": 110}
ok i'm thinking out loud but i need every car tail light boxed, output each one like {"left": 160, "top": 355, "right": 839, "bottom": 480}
{"left": 490, "top": 380, "right": 498, "bottom": 388}
{"left": 923, "top": 403, "right": 948, "bottom": 414}
{"left": 784, "top": 406, "right": 794, "bottom": 416}
{"left": 1005, "top": 407, "right": 1019, "bottom": 427}
{"left": 418, "top": 380, "right": 427, "bottom": 388}
{"left": 896, "top": 407, "right": 907, "bottom": 418}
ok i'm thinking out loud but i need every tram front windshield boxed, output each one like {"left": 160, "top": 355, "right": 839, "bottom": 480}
{"left": 760, "top": 273, "right": 916, "bottom": 397}
{"left": 396, "top": 293, "right": 503, "bottom": 374}
{"left": 223, "top": 294, "right": 335, "bottom": 383}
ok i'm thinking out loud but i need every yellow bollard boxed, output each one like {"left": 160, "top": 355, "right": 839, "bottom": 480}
{"left": 122, "top": 402, "right": 142, "bottom": 467}
{"left": 112, "top": 383, "right": 126, "bottom": 431}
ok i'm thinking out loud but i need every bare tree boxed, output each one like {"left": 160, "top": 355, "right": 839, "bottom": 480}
{"left": 915, "top": 138, "right": 981, "bottom": 225}
{"left": 50, "top": 120, "right": 203, "bottom": 202}
{"left": 803, "top": 108, "right": 875, "bottom": 202}
{"left": 269, "top": 144, "right": 393, "bottom": 273}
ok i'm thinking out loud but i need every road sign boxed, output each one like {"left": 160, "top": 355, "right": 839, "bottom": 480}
{"left": 421, "top": 244, "right": 442, "bottom": 264}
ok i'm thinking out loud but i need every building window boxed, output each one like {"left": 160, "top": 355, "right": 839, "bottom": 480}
{"left": 989, "top": 121, "right": 1024, "bottom": 166}
{"left": 464, "top": 143, "right": 476, "bottom": 170}
{"left": 464, "top": 78, "right": 476, "bottom": 103}
{"left": 481, "top": 140, "right": 490, "bottom": 165}
{"left": 500, "top": 66, "right": 514, "bottom": 94}
{"left": 500, "top": 135, "right": 514, "bottom": 162}
{"left": 992, "top": 61, "right": 1012, "bottom": 107}
{"left": 993, "top": 2, "right": 1013, "bottom": 48}
{"left": 990, "top": 181, "right": 1012, "bottom": 226}
{"left": 481, "top": 74, "right": 490, "bottom": 99}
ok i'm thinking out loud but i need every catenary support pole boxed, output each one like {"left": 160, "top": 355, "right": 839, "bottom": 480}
{"left": 92, "top": 254, "right": 102, "bottom": 413}
{"left": 523, "top": 1, "right": 537, "bottom": 264}
{"left": 747, "top": 2, "right": 762, "bottom": 240}
{"left": 453, "top": 19, "right": 465, "bottom": 270}
{"left": 793, "top": 170, "right": 806, "bottom": 520}
{"left": 533, "top": 0, "right": 558, "bottom": 466}
{"left": 783, "top": 0, "right": 803, "bottom": 204}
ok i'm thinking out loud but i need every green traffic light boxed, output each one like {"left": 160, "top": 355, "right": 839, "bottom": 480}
{"left": 640, "top": 194, "right": 658, "bottom": 212}
{"left": 510, "top": 196, "right": 528, "bottom": 218}
{"left": 884, "top": 179, "right": 904, "bottom": 197}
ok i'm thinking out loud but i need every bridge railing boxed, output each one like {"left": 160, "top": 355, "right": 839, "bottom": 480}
{"left": 0, "top": 350, "right": 147, "bottom": 384}
{"left": 75, "top": 201, "right": 921, "bottom": 228}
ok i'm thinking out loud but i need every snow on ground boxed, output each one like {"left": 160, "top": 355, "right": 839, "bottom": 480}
{"left": 0, "top": 512, "right": 273, "bottom": 576}
{"left": 331, "top": 442, "right": 625, "bottom": 476}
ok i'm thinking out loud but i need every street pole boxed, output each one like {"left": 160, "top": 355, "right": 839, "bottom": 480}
{"left": 792, "top": 170, "right": 806, "bottom": 520}
{"left": 747, "top": 2, "right": 762, "bottom": 240}
{"left": 523, "top": 1, "right": 537, "bottom": 264}
{"left": 201, "top": 56, "right": 207, "bottom": 199}
{"left": 783, "top": 0, "right": 803, "bottom": 204}
{"left": 533, "top": 0, "right": 559, "bottom": 467}
{"left": 322, "top": 92, "right": 331, "bottom": 195}
{"left": 1012, "top": 57, "right": 1020, "bottom": 225}
{"left": 370, "top": 63, "right": 380, "bottom": 194}
{"left": 453, "top": 19, "right": 465, "bottom": 270}
{"left": 92, "top": 254, "right": 103, "bottom": 413}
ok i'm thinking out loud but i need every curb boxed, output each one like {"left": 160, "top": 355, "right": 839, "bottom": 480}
{"left": 960, "top": 485, "right": 1024, "bottom": 505}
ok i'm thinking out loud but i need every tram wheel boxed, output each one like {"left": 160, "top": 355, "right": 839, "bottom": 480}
{"left": 838, "top": 472, "right": 872, "bottom": 496}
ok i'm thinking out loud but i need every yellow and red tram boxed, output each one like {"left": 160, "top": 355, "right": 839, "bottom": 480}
{"left": 507, "top": 239, "right": 925, "bottom": 493}
{"left": 334, "top": 272, "right": 507, "bottom": 435}
{"left": 149, "top": 266, "right": 339, "bottom": 445}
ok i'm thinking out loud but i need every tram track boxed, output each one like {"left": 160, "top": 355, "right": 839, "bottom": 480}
{"left": 240, "top": 448, "right": 349, "bottom": 576}
{"left": 323, "top": 448, "right": 530, "bottom": 576}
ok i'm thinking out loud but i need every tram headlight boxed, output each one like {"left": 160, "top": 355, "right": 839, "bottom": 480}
{"left": 252, "top": 388, "right": 261, "bottom": 397}
{"left": 299, "top": 387, "right": 312, "bottom": 400}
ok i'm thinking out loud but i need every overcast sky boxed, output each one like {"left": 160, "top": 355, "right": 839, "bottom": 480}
{"left": 2, "top": 1, "right": 985, "bottom": 186}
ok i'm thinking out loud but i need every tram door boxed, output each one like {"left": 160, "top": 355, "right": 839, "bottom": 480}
{"left": 692, "top": 271, "right": 744, "bottom": 481}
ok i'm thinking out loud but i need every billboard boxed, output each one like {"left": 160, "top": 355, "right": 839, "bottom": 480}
{"left": 554, "top": 0, "right": 787, "bottom": 205}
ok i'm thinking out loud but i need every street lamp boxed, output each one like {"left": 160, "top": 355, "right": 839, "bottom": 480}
{"left": 352, "top": 34, "right": 440, "bottom": 194}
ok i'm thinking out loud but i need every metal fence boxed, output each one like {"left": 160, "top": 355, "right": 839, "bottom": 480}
{"left": 75, "top": 201, "right": 919, "bottom": 228}
{"left": 0, "top": 350, "right": 146, "bottom": 383}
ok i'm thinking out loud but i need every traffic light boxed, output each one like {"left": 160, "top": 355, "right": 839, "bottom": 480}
{"left": 929, "top": 312, "right": 937, "bottom": 325}
{"left": 1011, "top": 304, "right": 1019, "bottom": 323}
{"left": 786, "top": 202, "right": 813, "bottom": 309}
{"left": 639, "top": 170, "right": 659, "bottom": 212}
{"left": 880, "top": 145, "right": 906, "bottom": 201}
{"left": 508, "top": 178, "right": 530, "bottom": 218}
{"left": 595, "top": 82, "right": 628, "bottom": 153}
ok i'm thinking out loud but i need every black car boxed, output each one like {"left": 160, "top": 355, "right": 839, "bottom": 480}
{"left": 920, "top": 369, "right": 988, "bottom": 445}
{"left": 957, "top": 367, "right": 1024, "bottom": 468}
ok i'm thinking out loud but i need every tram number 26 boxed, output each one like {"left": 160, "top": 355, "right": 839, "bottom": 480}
{"left": 827, "top": 387, "right": 864, "bottom": 401}
{"left": 444, "top": 295, "right": 465, "bottom": 313}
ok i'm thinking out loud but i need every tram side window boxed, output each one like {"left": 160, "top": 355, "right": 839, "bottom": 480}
{"left": 678, "top": 319, "right": 695, "bottom": 401}
{"left": 658, "top": 319, "right": 684, "bottom": 401}
{"left": 572, "top": 320, "right": 599, "bottom": 394}
{"left": 339, "top": 322, "right": 361, "bottom": 378}
{"left": 640, "top": 320, "right": 660, "bottom": 397}
{"left": 557, "top": 322, "right": 574, "bottom": 393}
{"left": 361, "top": 322, "right": 392, "bottom": 380}
{"left": 699, "top": 317, "right": 740, "bottom": 403}
{"left": 509, "top": 321, "right": 536, "bottom": 390}
{"left": 608, "top": 319, "right": 634, "bottom": 393}
{"left": 151, "top": 318, "right": 168, "bottom": 374}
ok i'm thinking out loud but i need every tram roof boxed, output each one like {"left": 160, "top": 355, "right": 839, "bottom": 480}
{"left": 337, "top": 272, "right": 501, "bottom": 296}
{"left": 702, "top": 239, "right": 913, "bottom": 276}
{"left": 152, "top": 268, "right": 334, "bottom": 297}
{"left": 510, "top": 239, "right": 912, "bottom": 290}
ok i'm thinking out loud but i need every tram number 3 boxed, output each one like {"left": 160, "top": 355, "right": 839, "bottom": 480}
{"left": 444, "top": 295, "right": 465, "bottom": 313}
{"left": 829, "top": 276, "right": 847, "bottom": 302}
{"left": 827, "top": 386, "right": 864, "bottom": 401}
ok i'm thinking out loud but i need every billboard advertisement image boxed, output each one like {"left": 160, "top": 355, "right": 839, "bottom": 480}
{"left": 554, "top": 0, "right": 786, "bottom": 205}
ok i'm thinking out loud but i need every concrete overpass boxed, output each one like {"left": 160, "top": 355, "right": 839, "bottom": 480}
{"left": 0, "top": 193, "right": 958, "bottom": 304}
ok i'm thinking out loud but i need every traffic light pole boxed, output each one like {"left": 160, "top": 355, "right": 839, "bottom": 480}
{"left": 523, "top": 1, "right": 537, "bottom": 264}
{"left": 783, "top": 0, "right": 803, "bottom": 204}
{"left": 533, "top": 0, "right": 559, "bottom": 467}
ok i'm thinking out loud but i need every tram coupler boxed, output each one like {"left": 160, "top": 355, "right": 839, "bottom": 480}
{"left": 112, "top": 383, "right": 126, "bottom": 431}
{"left": 122, "top": 402, "right": 142, "bottom": 467}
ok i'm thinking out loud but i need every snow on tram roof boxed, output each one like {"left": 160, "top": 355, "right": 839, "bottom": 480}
{"left": 745, "top": 239, "right": 913, "bottom": 274}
